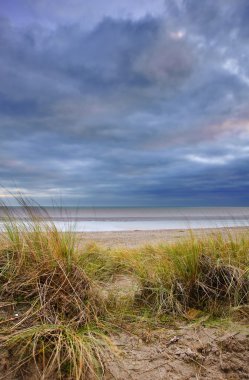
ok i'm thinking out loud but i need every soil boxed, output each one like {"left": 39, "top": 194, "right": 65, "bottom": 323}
{"left": 104, "top": 323, "right": 249, "bottom": 380}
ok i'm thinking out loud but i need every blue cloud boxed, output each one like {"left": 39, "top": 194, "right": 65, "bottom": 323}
{"left": 0, "top": 1, "right": 249, "bottom": 205}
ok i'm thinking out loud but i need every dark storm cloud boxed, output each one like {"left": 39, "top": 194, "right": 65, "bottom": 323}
{"left": 0, "top": 0, "right": 249, "bottom": 205}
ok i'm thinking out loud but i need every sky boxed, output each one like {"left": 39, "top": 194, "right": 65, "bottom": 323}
{"left": 0, "top": 0, "right": 249, "bottom": 206}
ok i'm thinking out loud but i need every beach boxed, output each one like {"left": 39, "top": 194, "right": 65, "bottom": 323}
{"left": 0, "top": 213, "right": 248, "bottom": 379}
{"left": 78, "top": 226, "right": 249, "bottom": 247}
{"left": 2, "top": 1, "right": 249, "bottom": 377}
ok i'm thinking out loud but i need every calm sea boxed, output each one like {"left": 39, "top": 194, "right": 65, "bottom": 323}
{"left": 1, "top": 207, "right": 249, "bottom": 231}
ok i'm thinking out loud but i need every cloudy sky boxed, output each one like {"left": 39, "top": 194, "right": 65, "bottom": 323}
{"left": 0, "top": 0, "right": 249, "bottom": 206}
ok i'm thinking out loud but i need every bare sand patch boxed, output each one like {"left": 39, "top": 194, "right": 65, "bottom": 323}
{"left": 104, "top": 323, "right": 249, "bottom": 380}
{"left": 78, "top": 227, "right": 249, "bottom": 248}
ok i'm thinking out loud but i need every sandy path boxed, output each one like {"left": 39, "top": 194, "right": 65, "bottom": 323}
{"left": 78, "top": 227, "right": 248, "bottom": 248}
{"left": 104, "top": 323, "right": 249, "bottom": 380}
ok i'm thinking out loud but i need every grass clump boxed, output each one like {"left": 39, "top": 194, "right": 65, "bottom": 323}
{"left": 80, "top": 233, "right": 249, "bottom": 318}
{"left": 134, "top": 237, "right": 249, "bottom": 316}
{"left": 0, "top": 201, "right": 104, "bottom": 327}
{"left": 4, "top": 324, "right": 108, "bottom": 380}
{"left": 0, "top": 198, "right": 109, "bottom": 379}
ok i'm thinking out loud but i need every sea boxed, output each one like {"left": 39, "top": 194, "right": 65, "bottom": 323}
{"left": 0, "top": 207, "right": 249, "bottom": 232}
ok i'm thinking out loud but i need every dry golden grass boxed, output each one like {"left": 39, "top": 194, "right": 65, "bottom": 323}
{"left": 80, "top": 231, "right": 249, "bottom": 316}
{"left": 0, "top": 198, "right": 248, "bottom": 378}
{"left": 0, "top": 199, "right": 110, "bottom": 379}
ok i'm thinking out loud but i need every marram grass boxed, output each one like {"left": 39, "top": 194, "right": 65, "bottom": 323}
{"left": 0, "top": 199, "right": 248, "bottom": 378}
{"left": 0, "top": 199, "right": 110, "bottom": 379}
{"left": 4, "top": 324, "right": 110, "bottom": 380}
{"left": 79, "top": 231, "right": 249, "bottom": 317}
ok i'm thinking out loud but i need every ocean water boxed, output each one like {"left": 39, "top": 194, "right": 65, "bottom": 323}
{"left": 0, "top": 207, "right": 249, "bottom": 232}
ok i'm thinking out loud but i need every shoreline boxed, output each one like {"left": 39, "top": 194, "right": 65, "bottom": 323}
{"left": 78, "top": 226, "right": 249, "bottom": 247}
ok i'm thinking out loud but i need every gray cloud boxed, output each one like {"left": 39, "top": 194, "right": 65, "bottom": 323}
{"left": 0, "top": 1, "right": 249, "bottom": 205}
{"left": 0, "top": 0, "right": 166, "bottom": 28}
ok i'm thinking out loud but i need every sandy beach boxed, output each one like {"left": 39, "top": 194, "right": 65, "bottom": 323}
{"left": 78, "top": 226, "right": 249, "bottom": 247}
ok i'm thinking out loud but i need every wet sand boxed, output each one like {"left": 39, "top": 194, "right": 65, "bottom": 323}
{"left": 78, "top": 226, "right": 248, "bottom": 248}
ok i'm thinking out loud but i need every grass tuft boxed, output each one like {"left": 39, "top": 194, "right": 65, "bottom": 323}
{"left": 0, "top": 198, "right": 110, "bottom": 379}
{"left": 3, "top": 324, "right": 108, "bottom": 380}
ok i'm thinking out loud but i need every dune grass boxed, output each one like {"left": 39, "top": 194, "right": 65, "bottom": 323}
{"left": 0, "top": 199, "right": 111, "bottom": 379}
{"left": 0, "top": 199, "right": 248, "bottom": 378}
{"left": 79, "top": 231, "right": 249, "bottom": 320}
{"left": 4, "top": 324, "right": 110, "bottom": 380}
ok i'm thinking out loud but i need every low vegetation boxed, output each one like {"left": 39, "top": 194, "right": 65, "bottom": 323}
{"left": 0, "top": 199, "right": 248, "bottom": 378}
